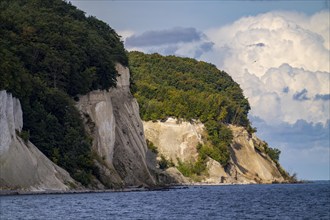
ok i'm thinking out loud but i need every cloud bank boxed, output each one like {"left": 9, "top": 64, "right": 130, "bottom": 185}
{"left": 251, "top": 116, "right": 330, "bottom": 179}
{"left": 126, "top": 27, "right": 202, "bottom": 47}
{"left": 123, "top": 27, "right": 214, "bottom": 58}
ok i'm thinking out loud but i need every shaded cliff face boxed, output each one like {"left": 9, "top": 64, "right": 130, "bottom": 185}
{"left": 0, "top": 91, "right": 77, "bottom": 191}
{"left": 77, "top": 64, "right": 156, "bottom": 187}
{"left": 226, "top": 125, "right": 284, "bottom": 184}
{"left": 143, "top": 118, "right": 286, "bottom": 184}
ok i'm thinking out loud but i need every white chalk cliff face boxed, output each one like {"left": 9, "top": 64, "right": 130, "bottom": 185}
{"left": 0, "top": 91, "right": 77, "bottom": 191}
{"left": 143, "top": 118, "right": 204, "bottom": 164}
{"left": 77, "top": 64, "right": 156, "bottom": 187}
{"left": 144, "top": 118, "right": 286, "bottom": 184}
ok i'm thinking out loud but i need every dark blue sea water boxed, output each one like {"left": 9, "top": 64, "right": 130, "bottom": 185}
{"left": 1, "top": 181, "right": 329, "bottom": 220}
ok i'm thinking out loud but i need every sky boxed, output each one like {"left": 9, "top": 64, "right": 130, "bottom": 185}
{"left": 70, "top": 0, "right": 330, "bottom": 180}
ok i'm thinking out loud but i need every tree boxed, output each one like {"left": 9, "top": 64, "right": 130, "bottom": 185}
{"left": 266, "top": 147, "right": 281, "bottom": 162}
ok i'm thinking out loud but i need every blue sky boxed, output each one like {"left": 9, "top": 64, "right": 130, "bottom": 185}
{"left": 70, "top": 0, "right": 330, "bottom": 180}
{"left": 71, "top": 1, "right": 327, "bottom": 32}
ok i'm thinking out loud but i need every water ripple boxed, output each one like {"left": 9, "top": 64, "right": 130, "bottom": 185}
{"left": 1, "top": 181, "right": 329, "bottom": 220}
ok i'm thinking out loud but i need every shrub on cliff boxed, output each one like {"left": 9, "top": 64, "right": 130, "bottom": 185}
{"left": 177, "top": 157, "right": 207, "bottom": 180}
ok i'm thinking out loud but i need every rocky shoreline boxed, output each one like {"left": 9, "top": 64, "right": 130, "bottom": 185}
{"left": 1, "top": 180, "right": 305, "bottom": 196}
{"left": 0, "top": 185, "right": 187, "bottom": 196}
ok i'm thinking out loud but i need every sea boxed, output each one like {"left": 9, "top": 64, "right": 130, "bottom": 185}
{"left": 1, "top": 181, "right": 329, "bottom": 220}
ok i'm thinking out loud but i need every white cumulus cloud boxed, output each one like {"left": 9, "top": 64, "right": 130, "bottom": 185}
{"left": 201, "top": 10, "right": 330, "bottom": 125}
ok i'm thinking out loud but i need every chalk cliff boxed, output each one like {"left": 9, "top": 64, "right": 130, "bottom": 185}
{"left": 143, "top": 118, "right": 287, "bottom": 184}
{"left": 0, "top": 65, "right": 287, "bottom": 189}
{"left": 0, "top": 91, "right": 77, "bottom": 191}
{"left": 77, "top": 64, "right": 156, "bottom": 187}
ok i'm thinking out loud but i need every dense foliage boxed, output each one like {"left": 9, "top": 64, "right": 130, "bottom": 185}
{"left": 0, "top": 0, "right": 127, "bottom": 185}
{"left": 129, "top": 51, "right": 252, "bottom": 166}
{"left": 259, "top": 142, "right": 281, "bottom": 163}
{"left": 177, "top": 157, "right": 207, "bottom": 181}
